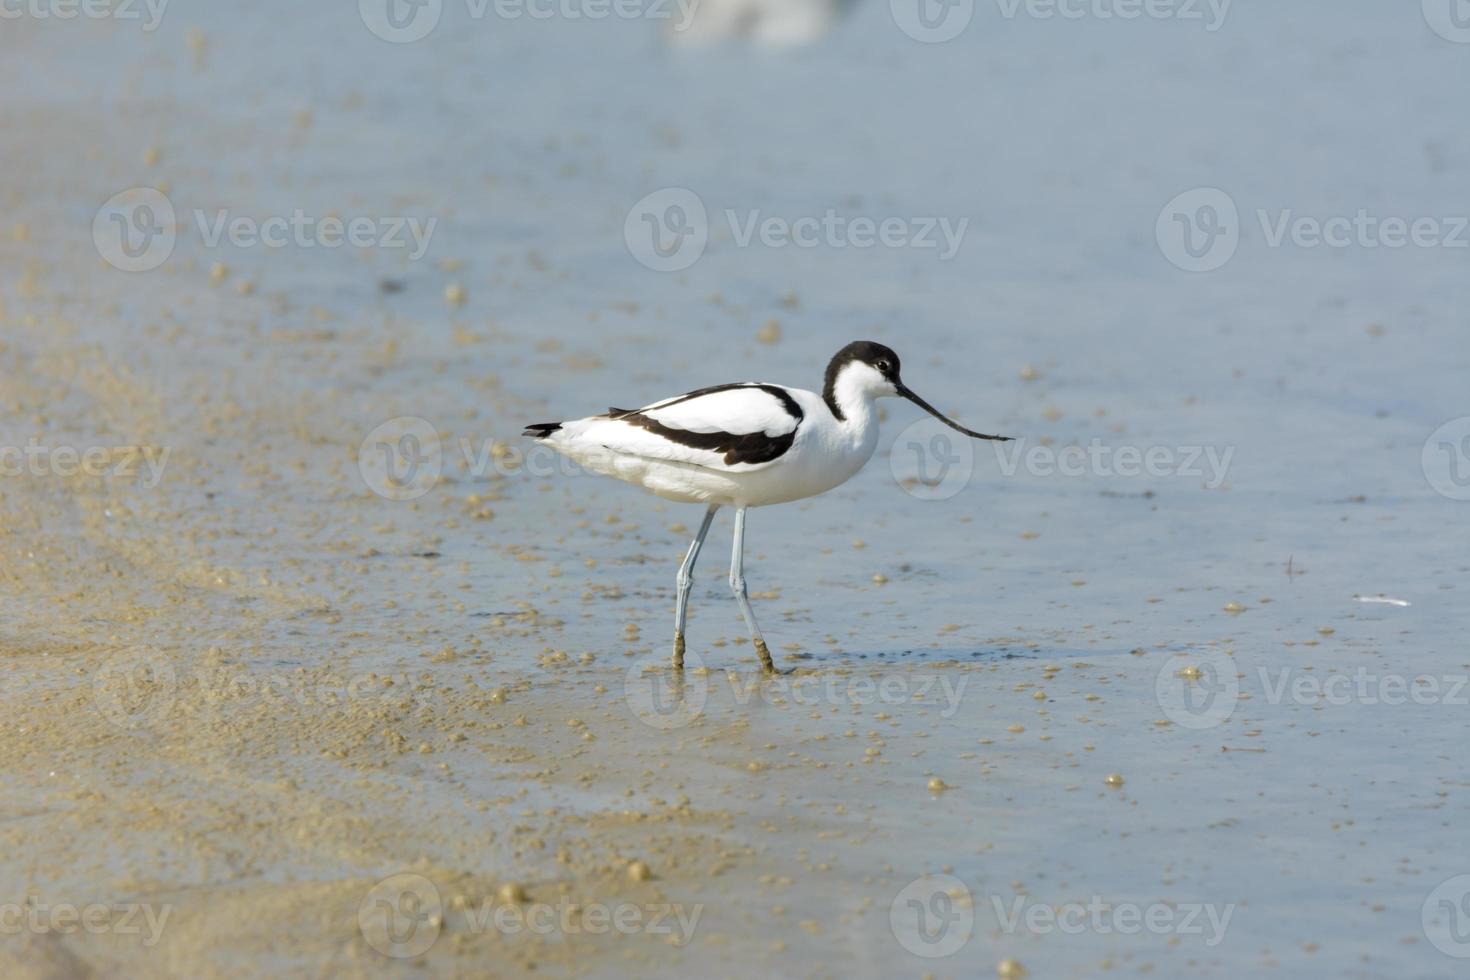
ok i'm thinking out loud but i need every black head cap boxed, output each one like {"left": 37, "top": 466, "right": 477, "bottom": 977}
{"left": 824, "top": 341, "right": 901, "bottom": 420}
{"left": 827, "top": 340, "right": 1013, "bottom": 443}
{"left": 828, "top": 340, "right": 900, "bottom": 383}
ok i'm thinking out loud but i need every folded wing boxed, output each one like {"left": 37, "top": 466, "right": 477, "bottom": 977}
{"left": 582, "top": 383, "right": 804, "bottom": 470}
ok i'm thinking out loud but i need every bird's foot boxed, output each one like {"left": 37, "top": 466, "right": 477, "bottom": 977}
{"left": 753, "top": 638, "right": 776, "bottom": 673}
{"left": 672, "top": 633, "right": 685, "bottom": 670}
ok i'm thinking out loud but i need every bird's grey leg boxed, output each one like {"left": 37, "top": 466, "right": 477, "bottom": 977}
{"left": 728, "top": 505, "right": 775, "bottom": 672}
{"left": 673, "top": 504, "right": 719, "bottom": 669}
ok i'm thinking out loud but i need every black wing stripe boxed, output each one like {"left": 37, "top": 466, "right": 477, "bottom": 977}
{"left": 628, "top": 382, "right": 803, "bottom": 421}
{"left": 614, "top": 383, "right": 803, "bottom": 466}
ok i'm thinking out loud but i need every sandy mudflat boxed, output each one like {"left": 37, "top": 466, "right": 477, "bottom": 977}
{"left": 2, "top": 3, "right": 1468, "bottom": 978}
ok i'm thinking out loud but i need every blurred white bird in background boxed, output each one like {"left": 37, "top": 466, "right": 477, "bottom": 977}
{"left": 665, "top": 0, "right": 857, "bottom": 47}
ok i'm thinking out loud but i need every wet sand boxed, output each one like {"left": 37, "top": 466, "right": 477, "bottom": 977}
{"left": 3, "top": 4, "right": 1468, "bottom": 978}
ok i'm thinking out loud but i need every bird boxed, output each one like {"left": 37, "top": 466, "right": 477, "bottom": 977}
{"left": 523, "top": 341, "right": 1012, "bottom": 672}
{"left": 662, "top": 0, "right": 857, "bottom": 48}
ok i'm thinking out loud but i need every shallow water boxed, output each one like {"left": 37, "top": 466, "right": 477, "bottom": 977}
{"left": 1, "top": 1, "right": 1467, "bottom": 977}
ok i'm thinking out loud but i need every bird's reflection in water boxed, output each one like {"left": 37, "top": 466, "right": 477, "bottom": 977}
{"left": 665, "top": 0, "right": 860, "bottom": 47}
{"left": 655, "top": 669, "right": 693, "bottom": 708}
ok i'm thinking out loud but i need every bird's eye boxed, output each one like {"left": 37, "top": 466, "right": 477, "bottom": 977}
{"left": 876, "top": 360, "right": 890, "bottom": 372}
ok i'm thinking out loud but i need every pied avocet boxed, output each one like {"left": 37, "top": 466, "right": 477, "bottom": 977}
{"left": 524, "top": 341, "right": 1011, "bottom": 671}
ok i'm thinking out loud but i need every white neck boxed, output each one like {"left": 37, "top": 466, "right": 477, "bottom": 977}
{"left": 824, "top": 363, "right": 883, "bottom": 433}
